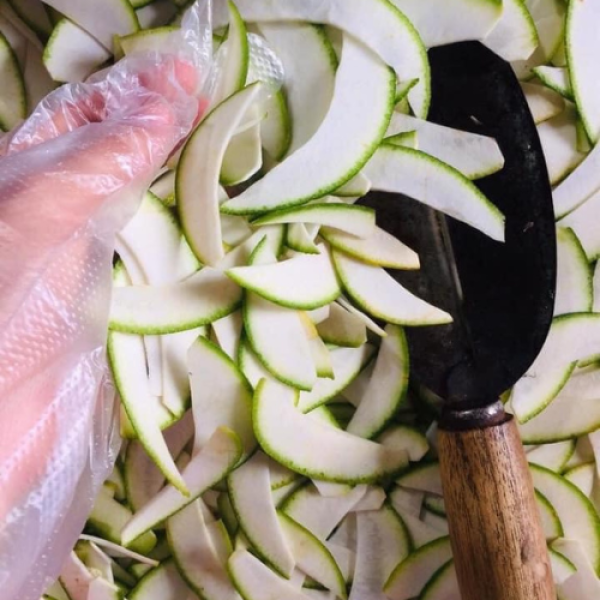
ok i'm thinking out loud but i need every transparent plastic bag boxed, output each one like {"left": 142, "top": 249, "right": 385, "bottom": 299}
{"left": 0, "top": 3, "right": 213, "bottom": 599}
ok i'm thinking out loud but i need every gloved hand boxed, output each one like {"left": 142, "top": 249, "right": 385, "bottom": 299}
{"left": 0, "top": 52, "right": 202, "bottom": 600}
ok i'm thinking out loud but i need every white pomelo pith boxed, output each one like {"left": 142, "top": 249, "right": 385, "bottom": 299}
{"left": 521, "top": 81, "right": 565, "bottom": 124}
{"left": 335, "top": 172, "right": 372, "bottom": 198}
{"left": 377, "top": 425, "right": 429, "bottom": 463}
{"left": 513, "top": 370, "right": 600, "bottom": 444}
{"left": 554, "top": 227, "right": 592, "bottom": 316}
{"left": 260, "top": 88, "right": 291, "bottom": 161}
{"left": 258, "top": 22, "right": 336, "bottom": 156}
{"left": 124, "top": 414, "right": 193, "bottom": 512}
{"left": 215, "top": 0, "right": 429, "bottom": 118}
{"left": 253, "top": 203, "right": 376, "bottom": 238}
{"left": 565, "top": 0, "right": 600, "bottom": 143}
{"left": 188, "top": 336, "right": 255, "bottom": 458}
{"left": 277, "top": 513, "right": 347, "bottom": 599}
{"left": 213, "top": 0, "right": 249, "bottom": 105}
{"left": 364, "top": 144, "right": 505, "bottom": 241}
{"left": 254, "top": 379, "right": 408, "bottom": 484}
{"left": 167, "top": 500, "right": 241, "bottom": 600}
{"left": 348, "top": 506, "right": 411, "bottom": 600}
{"left": 177, "top": 83, "right": 263, "bottom": 266}
{"left": 332, "top": 251, "right": 452, "bottom": 327}
{"left": 535, "top": 490, "right": 563, "bottom": 540}
{"left": 390, "top": 0, "right": 502, "bottom": 47}
{"left": 321, "top": 225, "right": 419, "bottom": 271}
{"left": 121, "top": 428, "right": 242, "bottom": 545}
{"left": 483, "top": 0, "right": 538, "bottom": 61}
{"left": 526, "top": 440, "right": 575, "bottom": 472}
{"left": 346, "top": 325, "right": 409, "bottom": 439}
{"left": 385, "top": 113, "right": 505, "bottom": 180}
{"left": 316, "top": 303, "right": 367, "bottom": 348}
{"left": 242, "top": 240, "right": 317, "bottom": 390}
{"left": 228, "top": 550, "right": 313, "bottom": 600}
{"left": 286, "top": 223, "right": 320, "bottom": 255}
{"left": 119, "top": 26, "right": 179, "bottom": 56}
{"left": 530, "top": 464, "right": 600, "bottom": 574}
{"left": 533, "top": 66, "right": 573, "bottom": 99}
{"left": 42, "top": 0, "right": 138, "bottom": 49}
{"left": 511, "top": 314, "right": 600, "bottom": 422}
{"left": 297, "top": 344, "right": 375, "bottom": 413}
{"left": 537, "top": 105, "right": 585, "bottom": 187}
{"left": 221, "top": 116, "right": 263, "bottom": 187}
{"left": 228, "top": 452, "right": 295, "bottom": 577}
{"left": 43, "top": 18, "right": 111, "bottom": 83}
{"left": 129, "top": 560, "right": 193, "bottom": 600}
{"left": 109, "top": 266, "right": 243, "bottom": 335}
{"left": 228, "top": 247, "right": 341, "bottom": 310}
{"left": 221, "top": 34, "right": 396, "bottom": 215}
{"left": 420, "top": 561, "right": 458, "bottom": 600}
{"left": 281, "top": 483, "right": 367, "bottom": 540}
{"left": 0, "top": 31, "right": 25, "bottom": 131}
{"left": 397, "top": 463, "right": 442, "bottom": 496}
{"left": 384, "top": 536, "right": 453, "bottom": 600}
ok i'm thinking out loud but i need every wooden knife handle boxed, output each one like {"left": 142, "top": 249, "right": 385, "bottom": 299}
{"left": 437, "top": 405, "right": 555, "bottom": 600}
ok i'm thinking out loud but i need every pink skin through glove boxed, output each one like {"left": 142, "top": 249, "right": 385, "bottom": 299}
{"left": 0, "top": 55, "right": 203, "bottom": 600}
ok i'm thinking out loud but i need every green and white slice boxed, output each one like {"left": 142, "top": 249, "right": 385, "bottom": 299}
{"left": 385, "top": 112, "right": 505, "bottom": 180}
{"left": 346, "top": 325, "right": 409, "bottom": 439}
{"left": 253, "top": 203, "right": 376, "bottom": 238}
{"left": 397, "top": 463, "right": 442, "bottom": 496}
{"left": 0, "top": 31, "right": 26, "bottom": 130}
{"left": 564, "top": 463, "right": 595, "bottom": 498}
{"left": 42, "top": 0, "right": 138, "bottom": 49}
{"left": 278, "top": 513, "right": 347, "bottom": 599}
{"left": 258, "top": 22, "right": 336, "bottom": 155}
{"left": 286, "top": 223, "right": 320, "bottom": 255}
{"left": 348, "top": 506, "right": 411, "bottom": 599}
{"left": 549, "top": 548, "right": 577, "bottom": 585}
{"left": 228, "top": 549, "right": 313, "bottom": 600}
{"left": 554, "top": 227, "right": 593, "bottom": 316}
{"left": 535, "top": 490, "right": 564, "bottom": 540}
{"left": 124, "top": 413, "right": 194, "bottom": 512}
{"left": 254, "top": 379, "right": 408, "bottom": 484}
{"left": 177, "top": 83, "right": 263, "bottom": 266}
{"left": 228, "top": 246, "right": 340, "bottom": 310}
{"left": 121, "top": 428, "right": 242, "bottom": 545}
{"left": 334, "top": 172, "right": 372, "bottom": 198}
{"left": 530, "top": 464, "right": 600, "bottom": 574}
{"left": 332, "top": 251, "right": 452, "bottom": 326}
{"left": 364, "top": 144, "right": 505, "bottom": 241}
{"left": 108, "top": 297, "right": 187, "bottom": 492}
{"left": 281, "top": 483, "right": 367, "bottom": 540}
{"left": 88, "top": 488, "right": 156, "bottom": 554}
{"left": 537, "top": 105, "right": 585, "bottom": 186}
{"left": 221, "top": 34, "right": 395, "bottom": 214}
{"left": 213, "top": 0, "right": 249, "bottom": 104}
{"left": 109, "top": 266, "right": 242, "bottom": 335}
{"left": 533, "top": 66, "right": 573, "bottom": 100}
{"left": 135, "top": 0, "right": 179, "bottom": 29}
{"left": 211, "top": 310, "right": 243, "bottom": 360}
{"left": 526, "top": 440, "right": 576, "bottom": 472}
{"left": 298, "top": 344, "right": 375, "bottom": 413}
{"left": 521, "top": 81, "right": 565, "bottom": 124}
{"left": 242, "top": 240, "right": 316, "bottom": 390}
{"left": 22, "top": 41, "right": 55, "bottom": 111}
{"left": 384, "top": 536, "right": 453, "bottom": 600}
{"left": 129, "top": 560, "right": 193, "bottom": 600}
{"left": 316, "top": 303, "right": 367, "bottom": 348}
{"left": 377, "top": 425, "right": 430, "bottom": 463}
{"left": 559, "top": 190, "right": 600, "bottom": 261}
{"left": 228, "top": 452, "right": 296, "bottom": 577}
{"left": 86, "top": 578, "right": 122, "bottom": 600}
{"left": 167, "top": 500, "right": 240, "bottom": 600}
{"left": 483, "top": 0, "right": 538, "bottom": 62}
{"left": 321, "top": 226, "right": 419, "bottom": 270}
{"left": 188, "top": 336, "right": 255, "bottom": 458}
{"left": 420, "top": 560, "right": 459, "bottom": 600}
{"left": 553, "top": 538, "right": 600, "bottom": 598}
{"left": 391, "top": 0, "right": 502, "bottom": 47}
{"left": 553, "top": 138, "right": 600, "bottom": 219}
{"left": 119, "top": 26, "right": 178, "bottom": 55}
{"left": 511, "top": 313, "right": 600, "bottom": 422}
{"left": 565, "top": 0, "right": 600, "bottom": 143}
{"left": 221, "top": 109, "right": 263, "bottom": 186}
{"left": 44, "top": 581, "right": 70, "bottom": 600}
{"left": 216, "top": 0, "right": 429, "bottom": 118}
{"left": 260, "top": 89, "right": 291, "bottom": 161}
{"left": 237, "top": 335, "right": 277, "bottom": 388}
{"left": 59, "top": 552, "right": 94, "bottom": 600}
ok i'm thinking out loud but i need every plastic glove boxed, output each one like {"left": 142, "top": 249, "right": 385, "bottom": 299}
{"left": 0, "top": 48, "right": 203, "bottom": 600}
